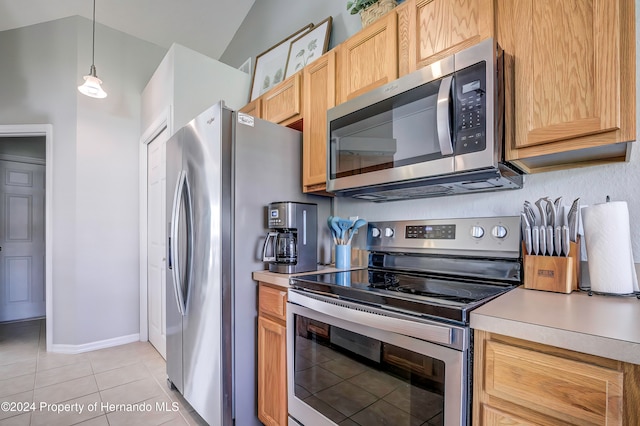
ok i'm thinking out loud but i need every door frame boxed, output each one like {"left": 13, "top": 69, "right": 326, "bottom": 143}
{"left": 139, "top": 107, "right": 172, "bottom": 341}
{"left": 0, "top": 124, "right": 53, "bottom": 350}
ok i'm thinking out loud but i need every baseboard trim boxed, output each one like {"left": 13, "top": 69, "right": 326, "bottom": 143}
{"left": 50, "top": 333, "right": 140, "bottom": 354}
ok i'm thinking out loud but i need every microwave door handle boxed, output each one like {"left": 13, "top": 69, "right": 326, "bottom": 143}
{"left": 436, "top": 75, "right": 454, "bottom": 156}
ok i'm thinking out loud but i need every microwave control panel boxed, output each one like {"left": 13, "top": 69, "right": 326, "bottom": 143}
{"left": 454, "top": 61, "right": 486, "bottom": 154}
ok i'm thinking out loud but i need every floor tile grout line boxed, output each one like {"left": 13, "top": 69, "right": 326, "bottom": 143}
{"left": 34, "top": 319, "right": 44, "bottom": 426}
{"left": 147, "top": 360, "right": 197, "bottom": 425}
{"left": 33, "top": 319, "right": 43, "bottom": 399}
{"left": 2, "top": 319, "right": 192, "bottom": 426}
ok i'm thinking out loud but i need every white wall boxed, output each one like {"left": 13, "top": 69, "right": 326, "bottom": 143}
{"left": 0, "top": 17, "right": 166, "bottom": 346}
{"left": 142, "top": 43, "right": 250, "bottom": 134}
{"left": 141, "top": 48, "right": 175, "bottom": 132}
{"left": 220, "top": 0, "right": 363, "bottom": 68}
{"left": 172, "top": 44, "right": 249, "bottom": 126}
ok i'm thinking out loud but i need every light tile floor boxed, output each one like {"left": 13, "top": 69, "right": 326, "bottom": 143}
{"left": 0, "top": 319, "right": 207, "bottom": 426}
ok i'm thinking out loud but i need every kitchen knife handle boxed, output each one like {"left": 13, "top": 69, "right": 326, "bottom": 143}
{"left": 546, "top": 226, "right": 554, "bottom": 256}
{"left": 524, "top": 225, "right": 532, "bottom": 255}
{"left": 539, "top": 227, "right": 546, "bottom": 256}
{"left": 562, "top": 225, "right": 570, "bottom": 257}
{"left": 532, "top": 226, "right": 539, "bottom": 255}
{"left": 554, "top": 226, "right": 562, "bottom": 256}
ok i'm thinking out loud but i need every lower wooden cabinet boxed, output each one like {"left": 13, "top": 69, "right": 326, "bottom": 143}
{"left": 257, "top": 283, "right": 288, "bottom": 426}
{"left": 473, "top": 330, "right": 640, "bottom": 425}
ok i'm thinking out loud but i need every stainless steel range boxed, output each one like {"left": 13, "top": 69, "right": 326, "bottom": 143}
{"left": 287, "top": 216, "right": 522, "bottom": 426}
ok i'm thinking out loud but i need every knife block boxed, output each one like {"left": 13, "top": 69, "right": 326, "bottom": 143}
{"left": 523, "top": 237, "right": 581, "bottom": 294}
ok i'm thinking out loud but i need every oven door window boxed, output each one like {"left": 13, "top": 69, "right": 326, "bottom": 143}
{"left": 293, "top": 314, "right": 445, "bottom": 425}
{"left": 329, "top": 77, "right": 451, "bottom": 180}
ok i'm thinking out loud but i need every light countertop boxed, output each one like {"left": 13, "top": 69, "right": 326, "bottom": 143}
{"left": 470, "top": 287, "right": 640, "bottom": 365}
{"left": 252, "top": 266, "right": 359, "bottom": 288}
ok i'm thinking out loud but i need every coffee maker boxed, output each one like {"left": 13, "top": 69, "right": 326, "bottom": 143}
{"left": 262, "top": 201, "right": 317, "bottom": 273}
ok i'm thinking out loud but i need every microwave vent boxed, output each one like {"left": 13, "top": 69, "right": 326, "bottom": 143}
{"left": 337, "top": 164, "right": 523, "bottom": 202}
{"left": 353, "top": 185, "right": 454, "bottom": 202}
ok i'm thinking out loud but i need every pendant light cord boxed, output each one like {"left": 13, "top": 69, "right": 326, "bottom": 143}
{"left": 91, "top": 0, "right": 96, "bottom": 66}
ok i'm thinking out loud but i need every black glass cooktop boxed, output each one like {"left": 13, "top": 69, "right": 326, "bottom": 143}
{"left": 290, "top": 268, "right": 516, "bottom": 324}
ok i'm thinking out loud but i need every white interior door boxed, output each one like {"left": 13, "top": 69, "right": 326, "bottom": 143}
{"left": 147, "top": 128, "right": 168, "bottom": 358}
{"left": 0, "top": 160, "right": 45, "bottom": 322}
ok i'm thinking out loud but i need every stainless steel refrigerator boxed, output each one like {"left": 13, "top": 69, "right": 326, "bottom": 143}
{"left": 165, "top": 101, "right": 327, "bottom": 425}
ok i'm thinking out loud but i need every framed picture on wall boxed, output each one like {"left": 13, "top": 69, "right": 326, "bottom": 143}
{"left": 285, "top": 17, "right": 332, "bottom": 79}
{"left": 250, "top": 23, "right": 314, "bottom": 101}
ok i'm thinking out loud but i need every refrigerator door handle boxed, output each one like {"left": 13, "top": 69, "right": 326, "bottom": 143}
{"left": 261, "top": 232, "right": 278, "bottom": 262}
{"left": 184, "top": 173, "right": 194, "bottom": 314}
{"left": 170, "top": 170, "right": 189, "bottom": 316}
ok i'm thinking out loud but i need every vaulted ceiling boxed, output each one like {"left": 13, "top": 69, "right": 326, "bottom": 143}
{"left": 0, "top": 0, "right": 256, "bottom": 59}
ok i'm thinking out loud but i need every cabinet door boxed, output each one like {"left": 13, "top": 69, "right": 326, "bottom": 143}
{"left": 239, "top": 97, "right": 262, "bottom": 119}
{"left": 480, "top": 405, "right": 537, "bottom": 426}
{"left": 498, "top": 0, "right": 635, "bottom": 171}
{"left": 398, "top": 0, "right": 495, "bottom": 76}
{"left": 258, "top": 284, "right": 287, "bottom": 322}
{"left": 257, "top": 315, "right": 287, "bottom": 426}
{"left": 485, "top": 340, "right": 623, "bottom": 424}
{"left": 302, "top": 50, "right": 336, "bottom": 193}
{"left": 262, "top": 73, "right": 303, "bottom": 127}
{"left": 474, "top": 331, "right": 624, "bottom": 426}
{"left": 337, "top": 12, "right": 398, "bottom": 104}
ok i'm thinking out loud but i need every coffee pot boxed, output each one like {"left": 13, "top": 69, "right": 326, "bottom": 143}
{"left": 262, "top": 202, "right": 317, "bottom": 273}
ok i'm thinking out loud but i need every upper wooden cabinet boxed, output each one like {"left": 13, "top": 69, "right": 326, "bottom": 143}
{"left": 302, "top": 51, "right": 336, "bottom": 194}
{"left": 473, "top": 331, "right": 640, "bottom": 425}
{"left": 498, "top": 0, "right": 636, "bottom": 172}
{"left": 239, "top": 97, "right": 262, "bottom": 119}
{"left": 261, "top": 73, "right": 304, "bottom": 127}
{"left": 336, "top": 11, "right": 398, "bottom": 104}
{"left": 397, "top": 0, "right": 495, "bottom": 76}
{"left": 240, "top": 0, "right": 636, "bottom": 180}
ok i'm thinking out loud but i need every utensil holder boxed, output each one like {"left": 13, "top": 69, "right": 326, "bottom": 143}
{"left": 523, "top": 237, "right": 581, "bottom": 293}
{"left": 335, "top": 245, "right": 351, "bottom": 269}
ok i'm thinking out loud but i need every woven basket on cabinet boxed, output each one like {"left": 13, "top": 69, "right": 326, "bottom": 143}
{"left": 360, "top": 0, "right": 397, "bottom": 28}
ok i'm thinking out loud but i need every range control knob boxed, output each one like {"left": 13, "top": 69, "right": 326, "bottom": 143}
{"left": 371, "top": 227, "right": 381, "bottom": 238}
{"left": 492, "top": 225, "right": 508, "bottom": 239}
{"left": 384, "top": 227, "right": 395, "bottom": 238}
{"left": 470, "top": 225, "right": 485, "bottom": 239}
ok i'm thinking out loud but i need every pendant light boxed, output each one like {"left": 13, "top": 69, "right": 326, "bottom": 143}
{"left": 78, "top": 0, "right": 107, "bottom": 98}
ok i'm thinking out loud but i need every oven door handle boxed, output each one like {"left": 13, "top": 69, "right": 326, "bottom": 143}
{"left": 289, "top": 291, "right": 452, "bottom": 345}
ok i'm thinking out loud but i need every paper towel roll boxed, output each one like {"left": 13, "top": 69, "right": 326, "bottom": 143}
{"left": 583, "top": 201, "right": 638, "bottom": 294}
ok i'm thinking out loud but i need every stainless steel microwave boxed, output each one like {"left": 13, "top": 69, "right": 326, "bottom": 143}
{"left": 326, "top": 38, "right": 523, "bottom": 202}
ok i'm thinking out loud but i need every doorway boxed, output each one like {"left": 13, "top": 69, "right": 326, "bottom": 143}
{"left": 0, "top": 125, "right": 53, "bottom": 350}
{"left": 139, "top": 109, "right": 172, "bottom": 360}
{"left": 146, "top": 126, "right": 168, "bottom": 358}
{"left": 0, "top": 154, "right": 45, "bottom": 321}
